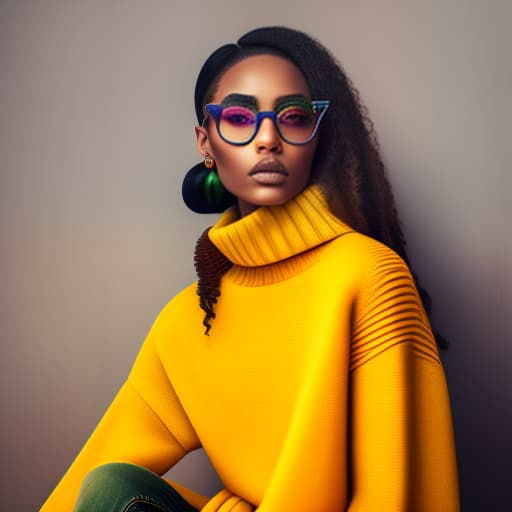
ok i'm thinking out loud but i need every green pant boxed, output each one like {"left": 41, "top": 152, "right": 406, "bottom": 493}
{"left": 73, "top": 463, "right": 199, "bottom": 512}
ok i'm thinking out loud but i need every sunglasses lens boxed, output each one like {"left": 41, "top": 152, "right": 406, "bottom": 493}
{"left": 219, "top": 106, "right": 256, "bottom": 143}
{"left": 277, "top": 105, "right": 316, "bottom": 144}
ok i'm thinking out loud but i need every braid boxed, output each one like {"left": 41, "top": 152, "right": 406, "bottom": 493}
{"left": 194, "top": 228, "right": 233, "bottom": 335}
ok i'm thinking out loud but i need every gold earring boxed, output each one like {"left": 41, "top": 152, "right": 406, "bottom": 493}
{"left": 204, "top": 156, "right": 215, "bottom": 169}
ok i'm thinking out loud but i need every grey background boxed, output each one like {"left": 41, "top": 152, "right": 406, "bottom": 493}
{"left": 1, "top": 1, "right": 510, "bottom": 511}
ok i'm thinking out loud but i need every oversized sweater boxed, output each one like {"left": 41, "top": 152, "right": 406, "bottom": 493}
{"left": 41, "top": 185, "right": 460, "bottom": 511}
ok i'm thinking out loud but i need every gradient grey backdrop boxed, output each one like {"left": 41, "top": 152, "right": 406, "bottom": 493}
{"left": 1, "top": 1, "right": 510, "bottom": 510}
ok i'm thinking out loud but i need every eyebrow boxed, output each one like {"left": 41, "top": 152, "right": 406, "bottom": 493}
{"left": 220, "top": 94, "right": 258, "bottom": 110}
{"left": 274, "top": 94, "right": 313, "bottom": 112}
{"left": 219, "top": 93, "right": 311, "bottom": 110}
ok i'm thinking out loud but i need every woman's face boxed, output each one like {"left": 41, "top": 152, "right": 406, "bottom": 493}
{"left": 196, "top": 54, "right": 318, "bottom": 217}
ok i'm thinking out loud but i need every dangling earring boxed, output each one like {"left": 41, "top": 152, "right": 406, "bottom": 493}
{"left": 204, "top": 156, "right": 215, "bottom": 169}
{"left": 182, "top": 157, "right": 236, "bottom": 214}
{"left": 202, "top": 157, "right": 225, "bottom": 205}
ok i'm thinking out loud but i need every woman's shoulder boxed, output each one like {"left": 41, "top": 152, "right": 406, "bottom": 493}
{"left": 163, "top": 280, "right": 198, "bottom": 307}
{"left": 150, "top": 281, "right": 199, "bottom": 326}
{"left": 325, "top": 230, "right": 410, "bottom": 277}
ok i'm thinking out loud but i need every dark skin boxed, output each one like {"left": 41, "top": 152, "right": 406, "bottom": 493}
{"left": 195, "top": 54, "right": 319, "bottom": 217}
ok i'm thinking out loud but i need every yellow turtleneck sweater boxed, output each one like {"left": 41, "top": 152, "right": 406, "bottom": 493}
{"left": 41, "top": 186, "right": 459, "bottom": 511}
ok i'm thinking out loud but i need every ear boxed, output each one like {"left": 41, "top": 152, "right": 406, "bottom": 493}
{"left": 195, "top": 125, "right": 213, "bottom": 158}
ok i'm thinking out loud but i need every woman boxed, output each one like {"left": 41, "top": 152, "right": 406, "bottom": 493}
{"left": 41, "top": 26, "right": 459, "bottom": 511}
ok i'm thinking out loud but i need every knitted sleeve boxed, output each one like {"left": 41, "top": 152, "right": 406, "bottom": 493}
{"left": 40, "top": 305, "right": 201, "bottom": 511}
{"left": 347, "top": 243, "right": 460, "bottom": 511}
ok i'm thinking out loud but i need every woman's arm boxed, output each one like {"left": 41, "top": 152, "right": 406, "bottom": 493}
{"left": 40, "top": 303, "right": 201, "bottom": 511}
{"left": 347, "top": 245, "right": 460, "bottom": 511}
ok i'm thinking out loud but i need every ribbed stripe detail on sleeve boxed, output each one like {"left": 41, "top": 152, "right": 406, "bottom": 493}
{"left": 351, "top": 245, "right": 441, "bottom": 372}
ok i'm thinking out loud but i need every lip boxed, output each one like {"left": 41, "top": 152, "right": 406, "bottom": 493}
{"left": 249, "top": 157, "right": 289, "bottom": 177}
{"left": 250, "top": 172, "right": 288, "bottom": 185}
{"left": 248, "top": 158, "right": 289, "bottom": 185}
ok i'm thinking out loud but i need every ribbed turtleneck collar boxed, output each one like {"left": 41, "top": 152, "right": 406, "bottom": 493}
{"left": 208, "top": 185, "right": 353, "bottom": 268}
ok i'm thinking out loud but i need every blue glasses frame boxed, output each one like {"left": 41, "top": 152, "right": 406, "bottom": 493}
{"left": 204, "top": 100, "right": 330, "bottom": 146}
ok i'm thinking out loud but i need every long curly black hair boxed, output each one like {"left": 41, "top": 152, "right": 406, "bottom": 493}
{"left": 192, "top": 26, "right": 448, "bottom": 349}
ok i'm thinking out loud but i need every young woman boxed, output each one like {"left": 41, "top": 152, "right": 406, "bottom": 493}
{"left": 42, "top": 26, "right": 460, "bottom": 511}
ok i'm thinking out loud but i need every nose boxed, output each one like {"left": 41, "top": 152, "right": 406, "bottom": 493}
{"left": 254, "top": 117, "right": 282, "bottom": 153}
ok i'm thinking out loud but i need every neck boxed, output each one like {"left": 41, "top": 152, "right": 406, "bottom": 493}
{"left": 237, "top": 198, "right": 257, "bottom": 218}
